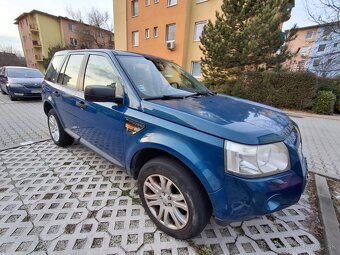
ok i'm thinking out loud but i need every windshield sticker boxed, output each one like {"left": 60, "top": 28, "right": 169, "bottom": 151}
{"left": 138, "top": 84, "right": 146, "bottom": 92}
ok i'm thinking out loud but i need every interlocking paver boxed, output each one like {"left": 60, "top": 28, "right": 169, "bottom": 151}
{"left": 2, "top": 94, "right": 339, "bottom": 254}
{"left": 290, "top": 115, "right": 340, "bottom": 179}
{"left": 0, "top": 94, "right": 48, "bottom": 150}
{"left": 0, "top": 141, "right": 322, "bottom": 254}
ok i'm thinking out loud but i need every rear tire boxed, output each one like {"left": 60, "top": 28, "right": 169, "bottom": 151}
{"left": 138, "top": 156, "right": 211, "bottom": 240}
{"left": 48, "top": 109, "right": 74, "bottom": 147}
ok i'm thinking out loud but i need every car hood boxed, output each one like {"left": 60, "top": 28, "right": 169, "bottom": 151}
{"left": 8, "top": 77, "right": 44, "bottom": 85}
{"left": 141, "top": 94, "right": 294, "bottom": 145}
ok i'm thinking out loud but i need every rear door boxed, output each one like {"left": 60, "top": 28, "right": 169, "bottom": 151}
{"left": 51, "top": 54, "right": 86, "bottom": 131}
{"left": 74, "top": 53, "right": 127, "bottom": 165}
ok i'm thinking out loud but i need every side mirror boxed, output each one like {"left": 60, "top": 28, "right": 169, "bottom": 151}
{"left": 84, "top": 85, "right": 123, "bottom": 103}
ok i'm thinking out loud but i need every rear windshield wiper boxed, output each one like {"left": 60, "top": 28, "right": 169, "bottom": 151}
{"left": 144, "top": 95, "right": 186, "bottom": 101}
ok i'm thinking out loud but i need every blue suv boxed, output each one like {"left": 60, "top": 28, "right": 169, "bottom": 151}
{"left": 42, "top": 50, "right": 308, "bottom": 239}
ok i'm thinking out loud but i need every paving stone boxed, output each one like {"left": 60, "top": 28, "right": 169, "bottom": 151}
{"left": 0, "top": 95, "right": 48, "bottom": 150}
{"left": 0, "top": 94, "right": 332, "bottom": 254}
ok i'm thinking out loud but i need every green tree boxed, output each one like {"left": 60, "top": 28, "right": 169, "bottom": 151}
{"left": 200, "top": 0, "right": 297, "bottom": 85}
{"left": 43, "top": 45, "right": 69, "bottom": 69}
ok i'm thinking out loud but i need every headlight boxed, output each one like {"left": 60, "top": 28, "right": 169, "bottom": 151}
{"left": 9, "top": 83, "right": 22, "bottom": 87}
{"left": 224, "top": 140, "right": 290, "bottom": 177}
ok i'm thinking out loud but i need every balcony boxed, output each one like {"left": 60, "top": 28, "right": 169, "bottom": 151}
{"left": 35, "top": 55, "right": 43, "bottom": 62}
{"left": 32, "top": 40, "right": 42, "bottom": 48}
{"left": 29, "top": 24, "right": 39, "bottom": 32}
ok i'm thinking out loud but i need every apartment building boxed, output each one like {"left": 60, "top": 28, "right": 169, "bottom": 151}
{"left": 284, "top": 22, "right": 339, "bottom": 77}
{"left": 15, "top": 10, "right": 114, "bottom": 71}
{"left": 306, "top": 23, "right": 340, "bottom": 77}
{"left": 114, "top": 0, "right": 295, "bottom": 78}
{"left": 284, "top": 25, "right": 319, "bottom": 72}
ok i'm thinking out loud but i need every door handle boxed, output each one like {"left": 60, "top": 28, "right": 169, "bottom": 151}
{"left": 53, "top": 91, "right": 60, "bottom": 97}
{"left": 76, "top": 101, "right": 87, "bottom": 109}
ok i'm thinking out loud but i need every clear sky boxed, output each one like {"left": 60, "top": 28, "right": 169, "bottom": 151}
{"left": 0, "top": 0, "right": 318, "bottom": 55}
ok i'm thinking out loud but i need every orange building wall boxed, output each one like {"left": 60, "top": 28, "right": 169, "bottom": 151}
{"left": 284, "top": 27, "right": 318, "bottom": 71}
{"left": 126, "top": 1, "right": 191, "bottom": 66}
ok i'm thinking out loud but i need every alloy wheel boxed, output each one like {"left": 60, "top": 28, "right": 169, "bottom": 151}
{"left": 143, "top": 174, "right": 189, "bottom": 230}
{"left": 48, "top": 115, "right": 60, "bottom": 142}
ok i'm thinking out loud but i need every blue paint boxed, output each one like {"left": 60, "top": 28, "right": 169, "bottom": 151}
{"left": 42, "top": 49, "right": 308, "bottom": 223}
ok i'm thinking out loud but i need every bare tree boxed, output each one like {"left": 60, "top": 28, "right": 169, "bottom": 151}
{"left": 86, "top": 7, "right": 113, "bottom": 31}
{"left": 304, "top": 0, "right": 340, "bottom": 33}
{"left": 65, "top": 6, "right": 113, "bottom": 31}
{"left": 64, "top": 7, "right": 114, "bottom": 49}
{"left": 65, "top": 6, "right": 84, "bottom": 23}
{"left": 0, "top": 44, "right": 26, "bottom": 67}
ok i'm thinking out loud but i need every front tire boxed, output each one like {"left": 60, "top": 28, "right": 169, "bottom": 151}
{"left": 48, "top": 109, "right": 74, "bottom": 147}
{"left": 9, "top": 92, "right": 17, "bottom": 101}
{"left": 138, "top": 156, "right": 211, "bottom": 240}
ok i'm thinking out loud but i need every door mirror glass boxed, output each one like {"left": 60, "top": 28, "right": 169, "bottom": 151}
{"left": 85, "top": 85, "right": 122, "bottom": 103}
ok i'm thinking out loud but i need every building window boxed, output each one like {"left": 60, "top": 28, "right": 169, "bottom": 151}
{"left": 305, "top": 31, "right": 313, "bottom": 40}
{"left": 154, "top": 0, "right": 159, "bottom": 3}
{"left": 318, "top": 44, "right": 326, "bottom": 52}
{"left": 70, "top": 38, "right": 78, "bottom": 46}
{"left": 132, "top": 31, "right": 139, "bottom": 46}
{"left": 194, "top": 21, "right": 206, "bottom": 41}
{"left": 191, "top": 61, "right": 202, "bottom": 78}
{"left": 68, "top": 23, "right": 76, "bottom": 32}
{"left": 167, "top": 0, "right": 177, "bottom": 6}
{"left": 145, "top": 28, "right": 150, "bottom": 39}
{"left": 146, "top": 0, "right": 150, "bottom": 6}
{"left": 297, "top": 61, "right": 305, "bottom": 71}
{"left": 166, "top": 24, "right": 176, "bottom": 41}
{"left": 313, "top": 59, "right": 320, "bottom": 66}
{"left": 196, "top": 0, "right": 209, "bottom": 3}
{"left": 300, "top": 47, "right": 309, "bottom": 56}
{"left": 154, "top": 27, "right": 159, "bottom": 37}
{"left": 323, "top": 27, "right": 332, "bottom": 38}
{"left": 132, "top": 0, "right": 139, "bottom": 17}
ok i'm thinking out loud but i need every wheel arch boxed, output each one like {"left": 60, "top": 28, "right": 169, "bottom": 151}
{"left": 131, "top": 147, "right": 213, "bottom": 211}
{"left": 43, "top": 101, "right": 53, "bottom": 116}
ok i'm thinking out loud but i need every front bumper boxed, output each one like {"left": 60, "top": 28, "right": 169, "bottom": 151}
{"left": 210, "top": 156, "right": 308, "bottom": 224}
{"left": 9, "top": 86, "right": 42, "bottom": 98}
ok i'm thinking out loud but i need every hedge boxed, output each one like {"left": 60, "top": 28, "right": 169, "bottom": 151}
{"left": 207, "top": 72, "right": 319, "bottom": 111}
{"left": 312, "top": 91, "right": 336, "bottom": 115}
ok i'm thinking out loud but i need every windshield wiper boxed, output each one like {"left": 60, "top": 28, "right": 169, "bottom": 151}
{"left": 185, "top": 91, "right": 216, "bottom": 98}
{"left": 144, "top": 95, "right": 186, "bottom": 101}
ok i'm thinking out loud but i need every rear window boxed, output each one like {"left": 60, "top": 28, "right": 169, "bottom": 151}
{"left": 45, "top": 55, "right": 65, "bottom": 82}
{"left": 7, "top": 68, "right": 43, "bottom": 78}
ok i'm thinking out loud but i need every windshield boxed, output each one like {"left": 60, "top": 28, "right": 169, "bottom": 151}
{"left": 7, "top": 68, "right": 44, "bottom": 78}
{"left": 117, "top": 56, "right": 210, "bottom": 98}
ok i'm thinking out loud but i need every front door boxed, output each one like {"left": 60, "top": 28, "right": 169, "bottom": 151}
{"left": 74, "top": 54, "right": 127, "bottom": 166}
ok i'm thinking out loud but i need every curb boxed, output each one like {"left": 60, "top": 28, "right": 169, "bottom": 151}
{"left": 310, "top": 171, "right": 340, "bottom": 182}
{"left": 315, "top": 175, "right": 340, "bottom": 255}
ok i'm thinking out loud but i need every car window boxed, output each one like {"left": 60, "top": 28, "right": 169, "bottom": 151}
{"left": 117, "top": 56, "right": 209, "bottom": 98}
{"left": 84, "top": 55, "right": 124, "bottom": 98}
{"left": 59, "top": 54, "right": 84, "bottom": 88}
{"left": 45, "top": 55, "right": 65, "bottom": 82}
{"left": 7, "top": 68, "right": 43, "bottom": 78}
